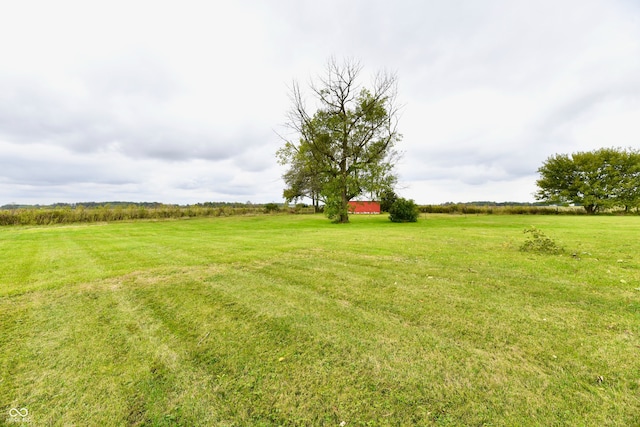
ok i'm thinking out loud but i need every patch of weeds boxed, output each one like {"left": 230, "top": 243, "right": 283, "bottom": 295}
{"left": 520, "top": 226, "right": 564, "bottom": 255}
{"left": 126, "top": 393, "right": 150, "bottom": 426}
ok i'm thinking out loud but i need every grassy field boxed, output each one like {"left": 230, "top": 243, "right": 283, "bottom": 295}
{"left": 1, "top": 214, "right": 639, "bottom": 426}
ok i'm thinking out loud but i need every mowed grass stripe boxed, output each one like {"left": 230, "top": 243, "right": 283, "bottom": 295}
{"left": 1, "top": 214, "right": 639, "bottom": 425}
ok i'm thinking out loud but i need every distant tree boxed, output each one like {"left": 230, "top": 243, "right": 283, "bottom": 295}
{"left": 535, "top": 147, "right": 640, "bottom": 213}
{"left": 278, "top": 58, "right": 402, "bottom": 223}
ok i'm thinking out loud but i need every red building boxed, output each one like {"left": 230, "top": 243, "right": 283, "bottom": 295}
{"left": 348, "top": 201, "right": 381, "bottom": 214}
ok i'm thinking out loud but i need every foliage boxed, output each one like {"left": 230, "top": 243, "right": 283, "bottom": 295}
{"left": 389, "top": 197, "right": 419, "bottom": 222}
{"left": 278, "top": 58, "right": 401, "bottom": 223}
{"left": 419, "top": 204, "right": 591, "bottom": 215}
{"left": 519, "top": 226, "right": 564, "bottom": 254}
{"left": 535, "top": 147, "right": 640, "bottom": 213}
{"left": 280, "top": 142, "right": 325, "bottom": 210}
{"left": 379, "top": 189, "right": 398, "bottom": 212}
{"left": 263, "top": 203, "right": 280, "bottom": 213}
{"left": 0, "top": 204, "right": 267, "bottom": 226}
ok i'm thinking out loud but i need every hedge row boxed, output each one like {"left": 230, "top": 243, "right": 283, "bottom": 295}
{"left": 419, "top": 204, "right": 588, "bottom": 215}
{"left": 0, "top": 205, "right": 267, "bottom": 226}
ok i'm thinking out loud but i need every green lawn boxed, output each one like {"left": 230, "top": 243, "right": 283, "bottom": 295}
{"left": 1, "top": 214, "right": 639, "bottom": 426}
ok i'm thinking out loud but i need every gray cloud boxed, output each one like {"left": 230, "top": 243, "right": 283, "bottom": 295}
{"left": 0, "top": 143, "right": 137, "bottom": 186}
{"left": 0, "top": 0, "right": 639, "bottom": 205}
{"left": 0, "top": 72, "right": 267, "bottom": 163}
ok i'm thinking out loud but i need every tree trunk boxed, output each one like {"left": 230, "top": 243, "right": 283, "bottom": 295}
{"left": 336, "top": 185, "right": 349, "bottom": 223}
{"left": 339, "top": 202, "right": 349, "bottom": 222}
{"left": 338, "top": 158, "right": 350, "bottom": 223}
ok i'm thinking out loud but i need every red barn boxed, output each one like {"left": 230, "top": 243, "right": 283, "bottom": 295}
{"left": 348, "top": 201, "right": 381, "bottom": 214}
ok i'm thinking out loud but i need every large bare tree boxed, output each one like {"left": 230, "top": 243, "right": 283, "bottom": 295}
{"left": 278, "top": 58, "right": 402, "bottom": 223}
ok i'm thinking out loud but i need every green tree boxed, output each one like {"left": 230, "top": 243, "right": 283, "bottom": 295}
{"left": 535, "top": 147, "right": 640, "bottom": 213}
{"left": 280, "top": 140, "right": 324, "bottom": 210}
{"left": 612, "top": 150, "right": 640, "bottom": 212}
{"left": 379, "top": 189, "right": 398, "bottom": 212}
{"left": 278, "top": 58, "right": 402, "bottom": 223}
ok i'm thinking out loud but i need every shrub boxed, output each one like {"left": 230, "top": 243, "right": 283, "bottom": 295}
{"left": 264, "top": 203, "right": 280, "bottom": 214}
{"left": 519, "top": 226, "right": 564, "bottom": 254}
{"left": 389, "top": 198, "right": 419, "bottom": 223}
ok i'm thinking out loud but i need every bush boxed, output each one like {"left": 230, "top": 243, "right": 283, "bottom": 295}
{"left": 519, "top": 226, "right": 564, "bottom": 254}
{"left": 389, "top": 198, "right": 419, "bottom": 223}
{"left": 264, "top": 203, "right": 280, "bottom": 214}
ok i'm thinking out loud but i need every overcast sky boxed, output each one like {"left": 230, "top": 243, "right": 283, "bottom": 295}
{"left": 1, "top": 0, "right": 639, "bottom": 205}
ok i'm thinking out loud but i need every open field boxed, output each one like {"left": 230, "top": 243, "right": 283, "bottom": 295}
{"left": 1, "top": 214, "right": 639, "bottom": 426}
